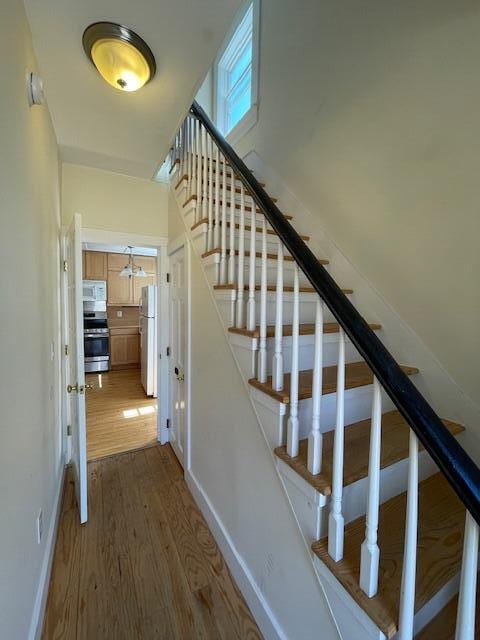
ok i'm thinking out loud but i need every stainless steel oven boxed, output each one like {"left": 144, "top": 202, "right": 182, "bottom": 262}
{"left": 84, "top": 303, "right": 109, "bottom": 373}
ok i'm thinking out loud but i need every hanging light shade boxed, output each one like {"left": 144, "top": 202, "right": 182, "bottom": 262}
{"left": 120, "top": 264, "right": 133, "bottom": 277}
{"left": 83, "top": 22, "right": 156, "bottom": 92}
{"left": 119, "top": 246, "right": 148, "bottom": 278}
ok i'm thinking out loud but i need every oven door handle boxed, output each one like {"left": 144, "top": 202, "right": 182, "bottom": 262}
{"left": 84, "top": 333, "right": 109, "bottom": 338}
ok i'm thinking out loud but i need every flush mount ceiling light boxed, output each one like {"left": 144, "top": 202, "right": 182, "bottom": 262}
{"left": 82, "top": 22, "right": 156, "bottom": 92}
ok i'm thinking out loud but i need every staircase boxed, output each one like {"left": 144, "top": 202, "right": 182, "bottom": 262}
{"left": 168, "top": 102, "right": 480, "bottom": 639}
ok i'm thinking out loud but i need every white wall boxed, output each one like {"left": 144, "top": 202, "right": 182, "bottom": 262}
{"left": 231, "top": 0, "right": 480, "bottom": 412}
{"left": 168, "top": 195, "right": 339, "bottom": 640}
{"left": 0, "top": 1, "right": 63, "bottom": 638}
{"left": 62, "top": 163, "right": 169, "bottom": 236}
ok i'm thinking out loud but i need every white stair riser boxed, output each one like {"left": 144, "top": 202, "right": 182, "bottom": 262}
{"left": 296, "top": 386, "right": 396, "bottom": 438}
{"left": 334, "top": 449, "right": 440, "bottom": 530}
{"left": 250, "top": 384, "right": 396, "bottom": 449}
{"left": 215, "top": 291, "right": 343, "bottom": 327}
{"left": 230, "top": 333, "right": 362, "bottom": 379}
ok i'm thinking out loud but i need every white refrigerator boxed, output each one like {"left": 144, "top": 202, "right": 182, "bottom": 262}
{"left": 140, "top": 285, "right": 157, "bottom": 397}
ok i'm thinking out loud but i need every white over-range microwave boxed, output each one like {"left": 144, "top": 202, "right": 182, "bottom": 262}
{"left": 82, "top": 280, "right": 107, "bottom": 302}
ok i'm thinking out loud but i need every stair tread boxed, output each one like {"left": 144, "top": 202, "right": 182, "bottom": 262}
{"left": 229, "top": 321, "right": 381, "bottom": 338}
{"left": 185, "top": 195, "right": 293, "bottom": 219}
{"left": 209, "top": 181, "right": 270, "bottom": 194}
{"left": 249, "top": 361, "right": 418, "bottom": 404}
{"left": 202, "top": 247, "right": 328, "bottom": 265}
{"left": 214, "top": 283, "right": 354, "bottom": 294}
{"left": 416, "top": 591, "right": 480, "bottom": 640}
{"left": 274, "top": 410, "right": 463, "bottom": 496}
{"left": 212, "top": 199, "right": 293, "bottom": 218}
{"left": 312, "top": 473, "right": 466, "bottom": 639}
{"left": 191, "top": 217, "right": 310, "bottom": 240}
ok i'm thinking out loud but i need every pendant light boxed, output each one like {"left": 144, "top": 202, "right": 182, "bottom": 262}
{"left": 120, "top": 247, "right": 147, "bottom": 278}
{"left": 83, "top": 22, "right": 156, "bottom": 92}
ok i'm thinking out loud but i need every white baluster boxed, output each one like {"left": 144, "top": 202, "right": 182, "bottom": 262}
{"left": 286, "top": 264, "right": 300, "bottom": 457}
{"left": 201, "top": 126, "right": 208, "bottom": 223}
{"left": 195, "top": 120, "right": 201, "bottom": 223}
{"left": 272, "top": 238, "right": 284, "bottom": 391}
{"left": 308, "top": 299, "right": 324, "bottom": 474}
{"left": 228, "top": 173, "right": 236, "bottom": 285}
{"left": 235, "top": 183, "right": 246, "bottom": 328}
{"left": 213, "top": 144, "right": 220, "bottom": 249}
{"left": 258, "top": 215, "right": 268, "bottom": 383}
{"left": 455, "top": 511, "right": 479, "bottom": 640}
{"left": 187, "top": 117, "right": 192, "bottom": 197}
{"left": 360, "top": 376, "right": 382, "bottom": 595}
{"left": 328, "top": 326, "right": 346, "bottom": 560}
{"left": 247, "top": 194, "right": 256, "bottom": 332}
{"left": 207, "top": 136, "right": 214, "bottom": 250}
{"left": 180, "top": 120, "right": 186, "bottom": 179}
{"left": 220, "top": 154, "right": 227, "bottom": 284}
{"left": 398, "top": 430, "right": 419, "bottom": 640}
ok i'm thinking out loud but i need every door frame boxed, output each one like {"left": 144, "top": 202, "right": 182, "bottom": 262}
{"left": 60, "top": 226, "right": 169, "bottom": 463}
{"left": 167, "top": 232, "right": 192, "bottom": 471}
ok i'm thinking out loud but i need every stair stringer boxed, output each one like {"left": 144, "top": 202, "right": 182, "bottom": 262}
{"left": 168, "top": 184, "right": 342, "bottom": 640}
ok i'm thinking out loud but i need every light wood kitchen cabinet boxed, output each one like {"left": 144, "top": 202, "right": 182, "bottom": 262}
{"left": 131, "top": 256, "right": 156, "bottom": 273}
{"left": 107, "top": 270, "right": 132, "bottom": 305}
{"left": 107, "top": 253, "right": 157, "bottom": 306}
{"left": 133, "top": 274, "right": 157, "bottom": 305}
{"left": 83, "top": 251, "right": 107, "bottom": 280}
{"left": 110, "top": 328, "right": 140, "bottom": 369}
{"left": 107, "top": 253, "right": 129, "bottom": 271}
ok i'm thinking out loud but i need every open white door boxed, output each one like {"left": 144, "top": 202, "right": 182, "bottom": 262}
{"left": 169, "top": 244, "right": 187, "bottom": 467}
{"left": 65, "top": 213, "right": 88, "bottom": 523}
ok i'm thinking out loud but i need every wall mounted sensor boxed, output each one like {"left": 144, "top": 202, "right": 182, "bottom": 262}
{"left": 27, "top": 71, "right": 45, "bottom": 106}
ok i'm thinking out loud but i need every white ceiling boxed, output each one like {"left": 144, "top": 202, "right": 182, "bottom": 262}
{"left": 24, "top": 0, "right": 241, "bottom": 178}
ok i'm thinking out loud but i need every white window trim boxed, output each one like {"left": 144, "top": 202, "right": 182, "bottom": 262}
{"left": 213, "top": 0, "right": 260, "bottom": 146}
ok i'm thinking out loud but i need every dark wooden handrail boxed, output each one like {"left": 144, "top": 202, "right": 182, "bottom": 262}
{"left": 190, "top": 99, "right": 480, "bottom": 525}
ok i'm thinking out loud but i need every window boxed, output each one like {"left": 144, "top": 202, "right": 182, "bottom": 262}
{"left": 215, "top": 1, "right": 259, "bottom": 139}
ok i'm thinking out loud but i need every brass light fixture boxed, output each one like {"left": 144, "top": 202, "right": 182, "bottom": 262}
{"left": 83, "top": 22, "right": 156, "bottom": 92}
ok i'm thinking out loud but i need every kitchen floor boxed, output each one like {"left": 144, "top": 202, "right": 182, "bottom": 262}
{"left": 86, "top": 368, "right": 158, "bottom": 461}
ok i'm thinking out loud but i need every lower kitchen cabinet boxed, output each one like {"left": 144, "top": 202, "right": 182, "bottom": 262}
{"left": 110, "top": 328, "right": 140, "bottom": 369}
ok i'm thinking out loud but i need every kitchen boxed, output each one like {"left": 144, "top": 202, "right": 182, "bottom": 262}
{"left": 82, "top": 243, "right": 159, "bottom": 460}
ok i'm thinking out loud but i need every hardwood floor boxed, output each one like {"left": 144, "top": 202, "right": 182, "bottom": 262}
{"left": 85, "top": 369, "right": 158, "bottom": 461}
{"left": 42, "top": 445, "right": 262, "bottom": 639}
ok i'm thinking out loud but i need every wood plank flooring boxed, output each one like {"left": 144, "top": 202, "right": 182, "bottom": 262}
{"left": 42, "top": 445, "right": 262, "bottom": 639}
{"left": 85, "top": 369, "right": 158, "bottom": 461}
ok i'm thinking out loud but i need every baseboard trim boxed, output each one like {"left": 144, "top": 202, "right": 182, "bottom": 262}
{"left": 28, "top": 463, "right": 66, "bottom": 640}
{"left": 186, "top": 469, "right": 287, "bottom": 640}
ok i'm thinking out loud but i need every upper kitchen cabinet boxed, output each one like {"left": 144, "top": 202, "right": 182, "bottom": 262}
{"left": 83, "top": 251, "right": 107, "bottom": 280}
{"left": 107, "top": 253, "right": 157, "bottom": 306}
{"left": 107, "top": 270, "right": 132, "bottom": 305}
{"left": 107, "top": 253, "right": 128, "bottom": 271}
{"left": 133, "top": 274, "right": 157, "bottom": 305}
{"left": 132, "top": 256, "right": 156, "bottom": 273}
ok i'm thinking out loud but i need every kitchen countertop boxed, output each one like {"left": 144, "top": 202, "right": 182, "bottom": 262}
{"left": 108, "top": 323, "right": 140, "bottom": 330}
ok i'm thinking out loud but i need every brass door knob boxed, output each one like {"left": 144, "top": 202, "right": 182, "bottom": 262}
{"left": 67, "top": 384, "right": 78, "bottom": 394}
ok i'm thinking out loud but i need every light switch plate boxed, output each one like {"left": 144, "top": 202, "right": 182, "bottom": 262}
{"left": 116, "top": 310, "right": 123, "bottom": 318}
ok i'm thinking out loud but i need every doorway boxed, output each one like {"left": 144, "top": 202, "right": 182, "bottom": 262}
{"left": 82, "top": 240, "right": 160, "bottom": 461}
{"left": 167, "top": 235, "right": 190, "bottom": 470}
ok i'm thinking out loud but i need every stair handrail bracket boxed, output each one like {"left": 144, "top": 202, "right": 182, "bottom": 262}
{"left": 189, "top": 99, "right": 480, "bottom": 527}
